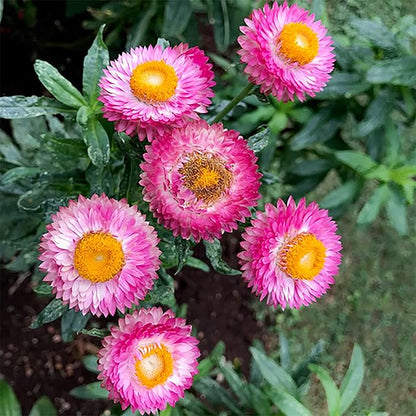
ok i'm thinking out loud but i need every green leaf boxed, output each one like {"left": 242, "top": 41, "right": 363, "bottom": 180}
{"left": 385, "top": 187, "right": 408, "bottom": 236}
{"left": 367, "top": 56, "right": 416, "bottom": 87}
{"left": 194, "top": 342, "right": 225, "bottom": 382}
{"left": 209, "top": 0, "right": 230, "bottom": 53}
{"left": 82, "top": 355, "right": 99, "bottom": 374}
{"left": 334, "top": 151, "right": 377, "bottom": 175}
{"left": 290, "top": 159, "right": 333, "bottom": 177}
{"left": 217, "top": 357, "right": 251, "bottom": 406}
{"left": 0, "top": 380, "right": 22, "bottom": 416}
{"left": 193, "top": 378, "right": 243, "bottom": 415}
{"left": 184, "top": 256, "right": 210, "bottom": 273}
{"left": 83, "top": 25, "right": 109, "bottom": 106}
{"left": 279, "top": 331, "right": 291, "bottom": 372}
{"left": 249, "top": 347, "right": 299, "bottom": 399}
{"left": 33, "top": 282, "right": 52, "bottom": 296}
{"left": 290, "top": 107, "right": 344, "bottom": 150}
{"left": 162, "top": 0, "right": 192, "bottom": 38}
{"left": 126, "top": 0, "right": 158, "bottom": 49}
{"left": 80, "top": 328, "right": 110, "bottom": 338}
{"left": 355, "top": 89, "right": 395, "bottom": 138}
{"left": 61, "top": 309, "right": 91, "bottom": 342}
{"left": 268, "top": 390, "right": 313, "bottom": 416}
{"left": 78, "top": 108, "right": 110, "bottom": 167}
{"left": 28, "top": 396, "right": 56, "bottom": 416}
{"left": 246, "top": 384, "right": 272, "bottom": 416}
{"left": 203, "top": 239, "right": 240, "bottom": 275}
{"left": 70, "top": 382, "right": 109, "bottom": 400}
{"left": 339, "top": 344, "right": 365, "bottom": 414}
{"left": 351, "top": 18, "right": 397, "bottom": 51}
{"left": 357, "top": 184, "right": 390, "bottom": 225}
{"left": 1, "top": 167, "right": 41, "bottom": 185}
{"left": 315, "top": 72, "right": 370, "bottom": 99}
{"left": 320, "top": 180, "right": 360, "bottom": 210}
{"left": 34, "top": 60, "right": 86, "bottom": 108}
{"left": 247, "top": 126, "right": 270, "bottom": 153}
{"left": 309, "top": 364, "right": 341, "bottom": 416}
{"left": 30, "top": 298, "right": 68, "bottom": 329}
{"left": 0, "top": 96, "right": 74, "bottom": 119}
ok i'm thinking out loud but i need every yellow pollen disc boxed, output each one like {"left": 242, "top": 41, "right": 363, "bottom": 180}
{"left": 179, "top": 152, "right": 233, "bottom": 204}
{"left": 74, "top": 232, "right": 124, "bottom": 283}
{"left": 278, "top": 233, "right": 326, "bottom": 280}
{"left": 278, "top": 22, "right": 319, "bottom": 66}
{"left": 130, "top": 60, "right": 178, "bottom": 102}
{"left": 135, "top": 344, "right": 174, "bottom": 389}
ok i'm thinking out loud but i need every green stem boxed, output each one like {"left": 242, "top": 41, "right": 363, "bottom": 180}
{"left": 212, "top": 83, "right": 254, "bottom": 123}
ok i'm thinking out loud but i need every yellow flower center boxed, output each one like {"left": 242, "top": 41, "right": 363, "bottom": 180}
{"left": 278, "top": 22, "right": 319, "bottom": 66}
{"left": 73, "top": 232, "right": 124, "bottom": 283}
{"left": 278, "top": 233, "right": 326, "bottom": 280}
{"left": 135, "top": 343, "right": 174, "bottom": 389}
{"left": 179, "top": 152, "right": 232, "bottom": 204}
{"left": 130, "top": 60, "right": 178, "bottom": 103}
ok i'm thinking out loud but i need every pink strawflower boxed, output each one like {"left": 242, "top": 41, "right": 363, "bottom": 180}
{"left": 238, "top": 1, "right": 335, "bottom": 101}
{"left": 238, "top": 197, "right": 342, "bottom": 309}
{"left": 98, "top": 43, "right": 215, "bottom": 141}
{"left": 140, "top": 120, "right": 261, "bottom": 242}
{"left": 39, "top": 194, "right": 161, "bottom": 317}
{"left": 98, "top": 307, "right": 200, "bottom": 414}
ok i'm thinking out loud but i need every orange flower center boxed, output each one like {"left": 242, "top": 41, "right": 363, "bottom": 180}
{"left": 74, "top": 232, "right": 124, "bottom": 283}
{"left": 278, "top": 22, "right": 319, "bottom": 66}
{"left": 130, "top": 60, "right": 178, "bottom": 102}
{"left": 179, "top": 152, "right": 233, "bottom": 204}
{"left": 135, "top": 343, "right": 174, "bottom": 389}
{"left": 278, "top": 232, "right": 326, "bottom": 280}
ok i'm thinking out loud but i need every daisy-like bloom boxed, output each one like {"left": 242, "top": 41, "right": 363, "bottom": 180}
{"left": 140, "top": 120, "right": 261, "bottom": 242}
{"left": 98, "top": 307, "right": 200, "bottom": 414}
{"left": 238, "top": 197, "right": 342, "bottom": 309}
{"left": 238, "top": 1, "right": 335, "bottom": 101}
{"left": 39, "top": 194, "right": 161, "bottom": 317}
{"left": 98, "top": 43, "right": 215, "bottom": 141}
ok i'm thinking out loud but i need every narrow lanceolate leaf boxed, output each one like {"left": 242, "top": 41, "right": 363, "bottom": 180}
{"left": 268, "top": 390, "right": 313, "bottom": 416}
{"left": 34, "top": 60, "right": 86, "bottom": 108}
{"left": 0, "top": 380, "right": 22, "bottom": 416}
{"left": 339, "top": 344, "right": 365, "bottom": 414}
{"left": 385, "top": 187, "right": 408, "bottom": 236}
{"left": 357, "top": 184, "right": 390, "bottom": 225}
{"left": 83, "top": 25, "right": 109, "bottom": 106}
{"left": 203, "top": 239, "right": 240, "bottom": 275}
{"left": 334, "top": 151, "right": 377, "bottom": 175}
{"left": 1, "top": 167, "right": 41, "bottom": 185}
{"left": 0, "top": 96, "right": 75, "bottom": 119}
{"left": 309, "top": 364, "right": 341, "bottom": 416}
{"left": 355, "top": 89, "right": 395, "bottom": 138}
{"left": 249, "top": 347, "right": 299, "bottom": 399}
{"left": 30, "top": 298, "right": 68, "bottom": 329}
{"left": 319, "top": 180, "right": 360, "bottom": 210}
{"left": 28, "top": 396, "right": 56, "bottom": 416}
{"left": 366, "top": 56, "right": 416, "bottom": 87}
